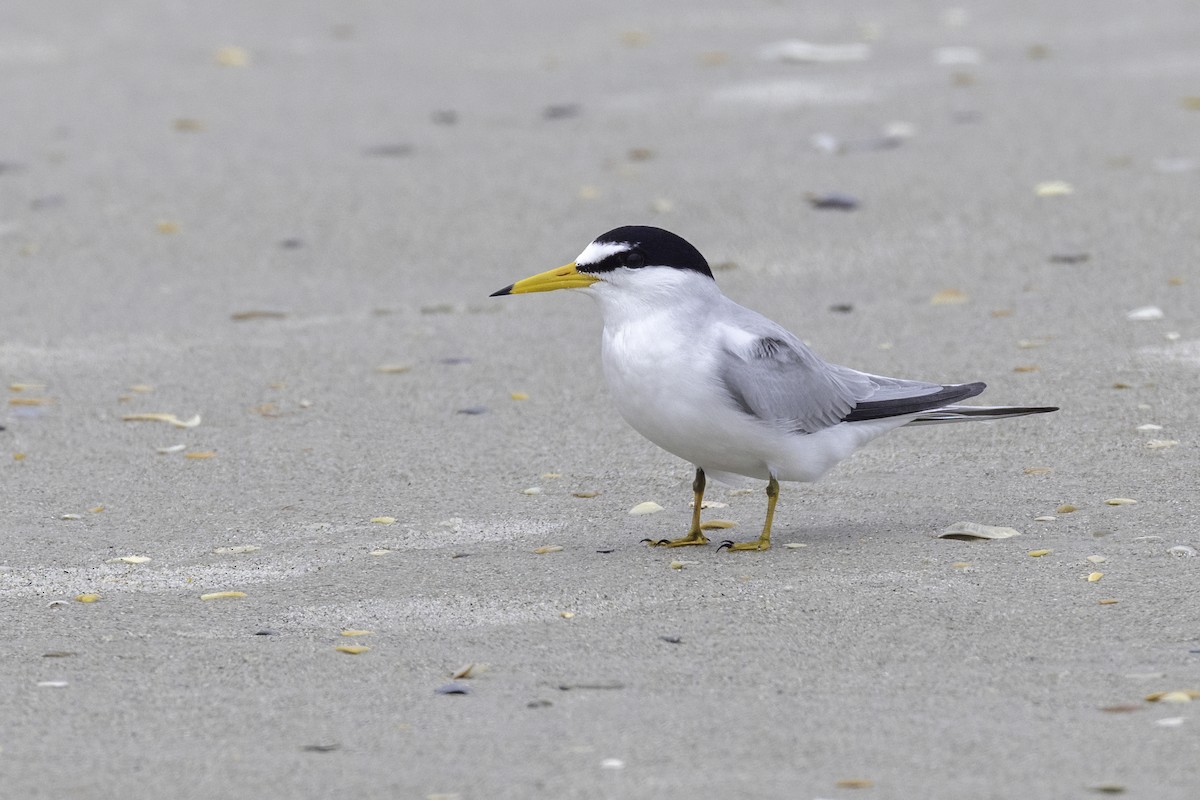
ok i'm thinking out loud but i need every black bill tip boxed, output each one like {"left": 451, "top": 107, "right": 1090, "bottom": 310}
{"left": 489, "top": 284, "right": 514, "bottom": 297}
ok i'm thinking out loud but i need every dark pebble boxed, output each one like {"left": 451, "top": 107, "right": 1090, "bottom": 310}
{"left": 527, "top": 699, "right": 553, "bottom": 708}
{"left": 302, "top": 743, "right": 341, "bottom": 752}
{"left": 456, "top": 406, "right": 488, "bottom": 415}
{"left": 439, "top": 357, "right": 472, "bottom": 365}
{"left": 254, "top": 629, "right": 280, "bottom": 636}
{"left": 543, "top": 104, "right": 581, "bottom": 120}
{"left": 659, "top": 636, "right": 683, "bottom": 645}
{"left": 595, "top": 549, "right": 615, "bottom": 554}
{"left": 1049, "top": 252, "right": 1089, "bottom": 264}
{"left": 806, "top": 192, "right": 859, "bottom": 210}
{"left": 828, "top": 303, "right": 854, "bottom": 313}
{"left": 435, "top": 682, "right": 471, "bottom": 695}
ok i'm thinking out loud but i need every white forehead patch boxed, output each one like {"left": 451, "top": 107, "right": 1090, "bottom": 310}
{"left": 575, "top": 240, "right": 630, "bottom": 267}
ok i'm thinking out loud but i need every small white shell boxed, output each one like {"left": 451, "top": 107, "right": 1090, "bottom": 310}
{"left": 628, "top": 501, "right": 664, "bottom": 515}
{"left": 935, "top": 522, "right": 1022, "bottom": 541}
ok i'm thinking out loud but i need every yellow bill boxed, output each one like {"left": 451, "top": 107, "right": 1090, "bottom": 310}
{"left": 490, "top": 263, "right": 600, "bottom": 296}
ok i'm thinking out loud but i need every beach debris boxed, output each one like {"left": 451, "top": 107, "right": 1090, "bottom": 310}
{"left": 370, "top": 516, "right": 396, "bottom": 525}
{"left": 200, "top": 591, "right": 246, "bottom": 600}
{"left": 1156, "top": 717, "right": 1185, "bottom": 727}
{"left": 542, "top": 104, "right": 580, "bottom": 120}
{"left": 930, "top": 288, "right": 969, "bottom": 305}
{"left": 61, "top": 514, "right": 82, "bottom": 520}
{"left": 1024, "top": 466, "right": 1053, "bottom": 475}
{"left": 521, "top": 487, "right": 542, "bottom": 495}
{"left": 1035, "top": 180, "right": 1073, "bottom": 196}
{"left": 805, "top": 192, "right": 859, "bottom": 210}
{"left": 456, "top": 406, "right": 488, "bottom": 415}
{"left": 936, "top": 522, "right": 1021, "bottom": 541}
{"left": 214, "top": 46, "right": 249, "bottom": 66}
{"left": 106, "top": 556, "right": 151, "bottom": 564}
{"left": 254, "top": 629, "right": 279, "bottom": 636}
{"left": 75, "top": 593, "right": 101, "bottom": 603}
{"left": 1105, "top": 498, "right": 1137, "bottom": 506}
{"left": 37, "top": 681, "right": 70, "bottom": 688}
{"left": 1145, "top": 439, "right": 1179, "bottom": 449}
{"left": 699, "top": 520, "right": 736, "bottom": 530}
{"left": 435, "top": 682, "right": 470, "bottom": 695}
{"left": 369, "top": 549, "right": 391, "bottom": 556}
{"left": 155, "top": 220, "right": 180, "bottom": 234}
{"left": 629, "top": 501, "right": 664, "bottom": 515}
{"left": 121, "top": 412, "right": 201, "bottom": 428}
{"left": 670, "top": 560, "right": 699, "bottom": 570}
{"left": 560, "top": 611, "right": 575, "bottom": 619}
{"left": 1049, "top": 251, "right": 1089, "bottom": 264}
{"left": 1013, "top": 365, "right": 1040, "bottom": 373}
{"left": 9, "top": 396, "right": 51, "bottom": 406}
{"left": 1146, "top": 690, "right": 1200, "bottom": 703}
{"left": 532, "top": 545, "right": 563, "bottom": 554}
{"left": 1087, "top": 784, "right": 1127, "bottom": 794}
{"left": 1034, "top": 516, "right": 1056, "bottom": 522}
{"left": 690, "top": 499, "right": 728, "bottom": 509}
{"left": 1136, "top": 423, "right": 1163, "bottom": 431}
{"left": 1088, "top": 572, "right": 1104, "bottom": 582}
{"left": 659, "top": 636, "right": 683, "bottom": 644}
{"left": 230, "top": 310, "right": 287, "bottom": 321}
{"left": 374, "top": 364, "right": 412, "bottom": 374}
{"left": 1028, "top": 549, "right": 1052, "bottom": 557}
{"left": 1126, "top": 306, "right": 1164, "bottom": 321}
{"left": 510, "top": 392, "right": 529, "bottom": 400}
{"left": 1168, "top": 545, "right": 1197, "bottom": 558}
{"left": 185, "top": 451, "right": 216, "bottom": 459}
{"left": 1057, "top": 504, "right": 1078, "bottom": 513}
{"left": 1087, "top": 555, "right": 1107, "bottom": 564}
{"left": 1098, "top": 599, "right": 1119, "bottom": 605}
{"left": 600, "top": 758, "right": 626, "bottom": 769}
{"left": 301, "top": 743, "right": 341, "bottom": 752}
{"left": 451, "top": 663, "right": 481, "bottom": 680}
{"left": 340, "top": 630, "right": 372, "bottom": 637}
{"left": 760, "top": 40, "right": 871, "bottom": 63}
{"left": 156, "top": 444, "right": 186, "bottom": 454}
{"left": 811, "top": 122, "right": 914, "bottom": 155}
{"left": 572, "top": 491, "right": 600, "bottom": 498}
{"left": 783, "top": 543, "right": 808, "bottom": 549}
{"left": 836, "top": 778, "right": 876, "bottom": 789}
{"left": 213, "top": 545, "right": 260, "bottom": 554}
{"left": 335, "top": 645, "right": 370, "bottom": 655}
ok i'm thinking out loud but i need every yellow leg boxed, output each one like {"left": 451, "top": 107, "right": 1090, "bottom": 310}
{"left": 645, "top": 468, "right": 710, "bottom": 547}
{"left": 719, "top": 477, "right": 778, "bottom": 552}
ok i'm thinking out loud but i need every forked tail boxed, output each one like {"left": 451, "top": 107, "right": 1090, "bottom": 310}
{"left": 904, "top": 405, "right": 1059, "bottom": 426}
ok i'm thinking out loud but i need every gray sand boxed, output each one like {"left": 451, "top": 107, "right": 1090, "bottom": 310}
{"left": 3, "top": 1, "right": 1199, "bottom": 798}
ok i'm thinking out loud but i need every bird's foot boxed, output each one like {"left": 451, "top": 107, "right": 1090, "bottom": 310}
{"left": 641, "top": 532, "right": 710, "bottom": 548}
{"left": 717, "top": 537, "right": 771, "bottom": 552}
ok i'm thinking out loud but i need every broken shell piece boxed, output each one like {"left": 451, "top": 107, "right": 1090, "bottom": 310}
{"left": 1126, "top": 306, "right": 1164, "bottom": 322}
{"left": 374, "top": 364, "right": 412, "bottom": 374}
{"left": 185, "top": 451, "right": 216, "bottom": 459}
{"left": 1088, "top": 572, "right": 1104, "bottom": 582}
{"left": 532, "top": 545, "right": 564, "bottom": 554}
{"left": 213, "top": 545, "right": 260, "bottom": 554}
{"left": 1098, "top": 598, "right": 1119, "bottom": 605}
{"left": 509, "top": 392, "right": 529, "bottom": 400}
{"left": 1146, "top": 690, "right": 1200, "bottom": 703}
{"left": 559, "top": 611, "right": 575, "bottom": 619}
{"left": 1145, "top": 439, "right": 1179, "bottom": 449}
{"left": 699, "top": 520, "right": 737, "bottom": 530}
{"left": 1168, "top": 545, "right": 1198, "bottom": 558}
{"left": 522, "top": 487, "right": 542, "bottom": 495}
{"left": 930, "top": 288, "right": 969, "bottom": 305}
{"left": 75, "top": 593, "right": 101, "bottom": 603}
{"left": 89, "top": 506, "right": 105, "bottom": 513}
{"left": 37, "top": 681, "right": 70, "bottom": 688}
{"left": 340, "top": 629, "right": 372, "bottom": 637}
{"left": 1034, "top": 516, "right": 1057, "bottom": 522}
{"left": 1028, "top": 549, "right": 1052, "bottom": 557}
{"left": 1035, "top": 180, "right": 1074, "bottom": 196}
{"left": 61, "top": 514, "right": 82, "bottom": 520}
{"left": 1105, "top": 498, "right": 1137, "bottom": 506}
{"left": 370, "top": 516, "right": 396, "bottom": 525}
{"left": 451, "top": 663, "right": 481, "bottom": 679}
{"left": 783, "top": 543, "right": 808, "bottom": 549}
{"left": 1087, "top": 555, "right": 1107, "bottom": 564}
{"left": 369, "top": 549, "right": 391, "bottom": 556}
{"left": 759, "top": 40, "right": 871, "bottom": 63}
{"left": 200, "top": 591, "right": 246, "bottom": 600}
{"left": 121, "top": 412, "right": 201, "bottom": 428}
{"left": 1024, "top": 466, "right": 1053, "bottom": 475}
{"left": 936, "top": 522, "right": 1022, "bottom": 541}
{"left": 835, "top": 778, "right": 875, "bottom": 789}
{"left": 106, "top": 556, "right": 151, "bottom": 564}
{"left": 156, "top": 444, "right": 186, "bottom": 454}
{"left": 670, "top": 560, "right": 699, "bottom": 569}
{"left": 629, "top": 501, "right": 664, "bottom": 515}
{"left": 689, "top": 499, "right": 728, "bottom": 509}
{"left": 1057, "top": 504, "right": 1078, "bottom": 513}
{"left": 335, "top": 645, "right": 370, "bottom": 655}
{"left": 572, "top": 491, "right": 600, "bottom": 498}
{"left": 1136, "top": 423, "right": 1164, "bottom": 431}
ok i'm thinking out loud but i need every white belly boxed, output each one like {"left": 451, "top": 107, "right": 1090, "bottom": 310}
{"left": 599, "top": 317, "right": 905, "bottom": 483}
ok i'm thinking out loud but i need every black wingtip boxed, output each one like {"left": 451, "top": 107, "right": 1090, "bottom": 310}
{"left": 489, "top": 284, "right": 513, "bottom": 297}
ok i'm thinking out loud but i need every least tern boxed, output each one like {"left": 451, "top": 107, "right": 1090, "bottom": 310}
{"left": 491, "top": 226, "right": 1057, "bottom": 551}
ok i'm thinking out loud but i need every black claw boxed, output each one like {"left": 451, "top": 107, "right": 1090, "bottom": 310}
{"left": 716, "top": 540, "right": 734, "bottom": 552}
{"left": 640, "top": 538, "right": 655, "bottom": 545}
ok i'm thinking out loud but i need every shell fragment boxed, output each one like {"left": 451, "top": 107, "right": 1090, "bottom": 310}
{"left": 936, "top": 522, "right": 1022, "bottom": 541}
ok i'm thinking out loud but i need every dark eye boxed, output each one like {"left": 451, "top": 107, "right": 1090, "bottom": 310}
{"left": 623, "top": 251, "right": 645, "bottom": 269}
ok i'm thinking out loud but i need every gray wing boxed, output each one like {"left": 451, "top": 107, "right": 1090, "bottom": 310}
{"left": 717, "top": 324, "right": 983, "bottom": 433}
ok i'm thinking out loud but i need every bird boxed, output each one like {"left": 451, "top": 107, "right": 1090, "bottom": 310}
{"left": 491, "top": 226, "right": 1057, "bottom": 551}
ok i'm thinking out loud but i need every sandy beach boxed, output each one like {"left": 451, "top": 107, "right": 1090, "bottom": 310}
{"left": 3, "top": 1, "right": 1199, "bottom": 797}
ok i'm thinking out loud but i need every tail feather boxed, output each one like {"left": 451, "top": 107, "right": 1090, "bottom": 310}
{"left": 904, "top": 404, "right": 1059, "bottom": 426}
